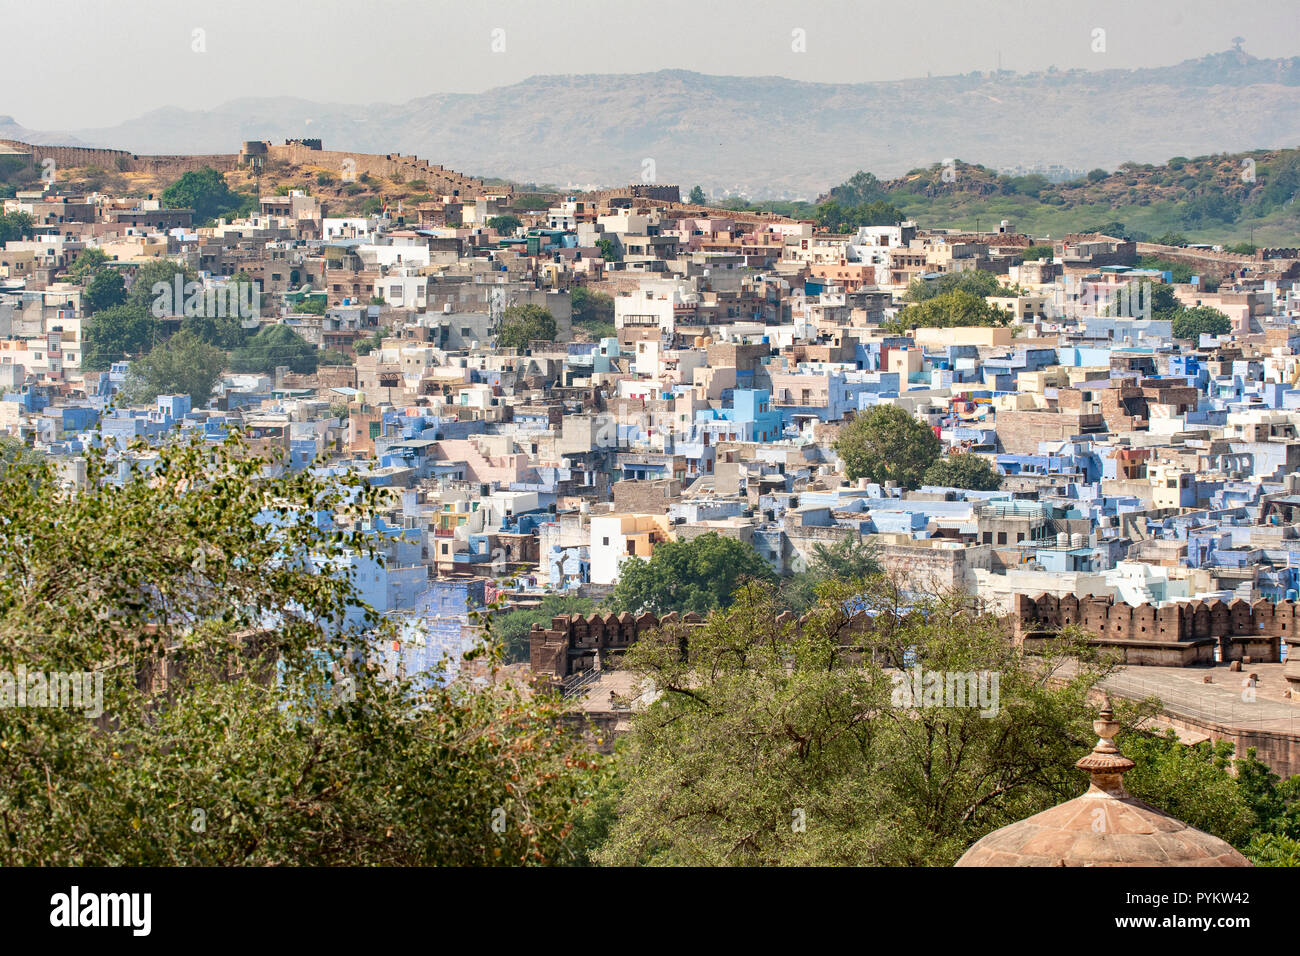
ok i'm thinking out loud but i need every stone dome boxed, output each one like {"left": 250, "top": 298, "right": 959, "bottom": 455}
{"left": 955, "top": 703, "right": 1251, "bottom": 867}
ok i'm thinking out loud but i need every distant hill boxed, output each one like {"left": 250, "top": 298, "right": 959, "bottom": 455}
{"left": 5, "top": 49, "right": 1300, "bottom": 200}
{"left": 799, "top": 150, "right": 1300, "bottom": 245}
{"left": 0, "top": 116, "right": 88, "bottom": 148}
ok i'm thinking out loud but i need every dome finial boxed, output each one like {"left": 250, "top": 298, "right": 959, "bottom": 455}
{"left": 1074, "top": 698, "right": 1135, "bottom": 794}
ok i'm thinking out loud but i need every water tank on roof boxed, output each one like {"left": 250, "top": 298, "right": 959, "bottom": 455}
{"left": 1071, "top": 532, "right": 1085, "bottom": 549}
{"left": 1057, "top": 532, "right": 1069, "bottom": 548}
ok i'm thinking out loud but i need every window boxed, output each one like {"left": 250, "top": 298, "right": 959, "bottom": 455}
{"left": 997, "top": 532, "right": 1007, "bottom": 545}
{"left": 602, "top": 537, "right": 610, "bottom": 546}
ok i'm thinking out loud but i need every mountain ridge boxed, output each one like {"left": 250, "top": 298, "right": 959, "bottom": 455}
{"left": 6, "top": 50, "right": 1300, "bottom": 199}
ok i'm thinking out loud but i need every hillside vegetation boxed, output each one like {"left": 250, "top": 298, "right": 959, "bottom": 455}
{"left": 720, "top": 148, "right": 1300, "bottom": 245}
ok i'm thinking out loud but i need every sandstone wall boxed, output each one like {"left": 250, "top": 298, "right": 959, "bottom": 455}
{"left": 1014, "top": 591, "right": 1291, "bottom": 663}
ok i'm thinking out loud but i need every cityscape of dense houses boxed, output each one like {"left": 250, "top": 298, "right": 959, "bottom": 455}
{"left": 4, "top": 138, "right": 1300, "bottom": 713}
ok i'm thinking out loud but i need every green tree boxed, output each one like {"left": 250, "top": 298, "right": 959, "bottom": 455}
{"left": 1245, "top": 834, "right": 1300, "bottom": 866}
{"left": 354, "top": 330, "right": 385, "bottom": 355}
{"left": 1120, "top": 733, "right": 1257, "bottom": 846}
{"left": 0, "top": 436, "right": 41, "bottom": 475}
{"left": 827, "top": 170, "right": 887, "bottom": 206}
{"left": 922, "top": 452, "right": 1003, "bottom": 491}
{"left": 83, "top": 269, "right": 127, "bottom": 314}
{"left": 1006, "top": 174, "right": 1050, "bottom": 198}
{"left": 1086, "top": 168, "right": 1108, "bottom": 183}
{"left": 570, "top": 287, "right": 615, "bottom": 338}
{"left": 67, "top": 247, "right": 110, "bottom": 281}
{"left": 817, "top": 199, "right": 903, "bottom": 231}
{"left": 182, "top": 310, "right": 248, "bottom": 350}
{"left": 1021, "top": 244, "right": 1054, "bottom": 261}
{"left": 161, "top": 167, "right": 254, "bottom": 225}
{"left": 0, "top": 435, "right": 605, "bottom": 865}
{"left": 0, "top": 211, "right": 33, "bottom": 244}
{"left": 687, "top": 185, "right": 706, "bottom": 205}
{"left": 886, "top": 289, "right": 1011, "bottom": 334}
{"left": 1171, "top": 305, "right": 1232, "bottom": 340}
{"left": 610, "top": 532, "right": 776, "bottom": 617}
{"left": 835, "top": 404, "right": 941, "bottom": 490}
{"left": 1146, "top": 281, "right": 1183, "bottom": 320}
{"left": 903, "top": 270, "right": 1012, "bottom": 303}
{"left": 230, "top": 324, "right": 319, "bottom": 375}
{"left": 121, "top": 330, "right": 225, "bottom": 407}
{"left": 126, "top": 260, "right": 200, "bottom": 314}
{"left": 497, "top": 304, "right": 557, "bottom": 349}
{"left": 781, "top": 533, "right": 882, "bottom": 615}
{"left": 82, "top": 303, "right": 155, "bottom": 370}
{"left": 595, "top": 238, "right": 620, "bottom": 261}
{"left": 487, "top": 214, "right": 523, "bottom": 232}
{"left": 292, "top": 297, "right": 328, "bottom": 315}
{"left": 1180, "top": 193, "right": 1241, "bottom": 227}
{"left": 594, "top": 578, "right": 1112, "bottom": 866}
{"left": 319, "top": 348, "right": 351, "bottom": 367}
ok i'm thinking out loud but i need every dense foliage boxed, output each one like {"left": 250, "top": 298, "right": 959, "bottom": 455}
{"left": 82, "top": 304, "right": 155, "bottom": 370}
{"left": 1171, "top": 305, "right": 1232, "bottom": 340}
{"left": 610, "top": 532, "right": 776, "bottom": 617}
{"left": 903, "top": 270, "right": 1016, "bottom": 303}
{"left": 595, "top": 575, "right": 1300, "bottom": 865}
{"left": 121, "top": 330, "right": 226, "bottom": 407}
{"left": 570, "top": 287, "right": 615, "bottom": 339}
{"left": 595, "top": 578, "right": 1110, "bottom": 865}
{"left": 780, "top": 534, "right": 881, "bottom": 615}
{"left": 885, "top": 289, "right": 1011, "bottom": 334}
{"left": 497, "top": 304, "right": 558, "bottom": 349}
{"left": 0, "top": 436, "right": 605, "bottom": 865}
{"left": 0, "top": 211, "right": 33, "bottom": 244}
{"left": 161, "top": 167, "right": 256, "bottom": 225}
{"left": 230, "top": 324, "right": 319, "bottom": 375}
{"left": 923, "top": 452, "right": 1003, "bottom": 491}
{"left": 834, "top": 404, "right": 941, "bottom": 490}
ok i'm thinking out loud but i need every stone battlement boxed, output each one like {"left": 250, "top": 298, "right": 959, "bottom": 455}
{"left": 0, "top": 138, "right": 498, "bottom": 200}
{"left": 531, "top": 605, "right": 893, "bottom": 680}
{"left": 1013, "top": 592, "right": 1292, "bottom": 665}
{"left": 530, "top": 610, "right": 699, "bottom": 680}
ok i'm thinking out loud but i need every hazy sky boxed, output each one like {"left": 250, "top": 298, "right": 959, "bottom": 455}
{"left": 4, "top": 0, "right": 1299, "bottom": 129}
